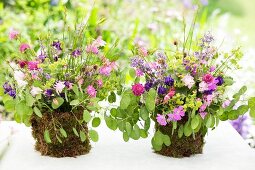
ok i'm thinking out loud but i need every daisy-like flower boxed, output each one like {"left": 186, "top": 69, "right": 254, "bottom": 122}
{"left": 30, "top": 86, "right": 43, "bottom": 97}
{"left": 182, "top": 74, "right": 195, "bottom": 89}
{"left": 54, "top": 81, "right": 65, "bottom": 94}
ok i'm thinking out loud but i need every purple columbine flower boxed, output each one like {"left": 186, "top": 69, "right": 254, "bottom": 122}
{"left": 64, "top": 81, "right": 72, "bottom": 88}
{"left": 3, "top": 82, "right": 12, "bottom": 94}
{"left": 52, "top": 41, "right": 62, "bottom": 51}
{"left": 38, "top": 53, "right": 47, "bottom": 62}
{"left": 144, "top": 82, "right": 153, "bottom": 91}
{"left": 53, "top": 55, "right": 58, "bottom": 61}
{"left": 45, "top": 89, "right": 53, "bottom": 97}
{"left": 8, "top": 89, "right": 16, "bottom": 98}
{"left": 165, "top": 76, "right": 174, "bottom": 86}
{"left": 158, "top": 86, "right": 167, "bottom": 95}
{"left": 204, "top": 89, "right": 214, "bottom": 95}
{"left": 216, "top": 76, "right": 224, "bottom": 86}
{"left": 71, "top": 49, "right": 82, "bottom": 57}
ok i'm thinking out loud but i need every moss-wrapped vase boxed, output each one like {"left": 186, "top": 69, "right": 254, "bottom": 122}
{"left": 30, "top": 108, "right": 91, "bottom": 157}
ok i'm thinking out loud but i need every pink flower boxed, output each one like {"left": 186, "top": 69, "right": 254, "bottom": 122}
{"left": 9, "top": 29, "right": 19, "bottom": 40}
{"left": 27, "top": 61, "right": 39, "bottom": 70}
{"left": 97, "top": 79, "right": 103, "bottom": 88}
{"left": 200, "top": 112, "right": 208, "bottom": 119}
{"left": 204, "top": 95, "right": 214, "bottom": 106}
{"left": 163, "top": 88, "right": 175, "bottom": 103}
{"left": 86, "top": 45, "right": 99, "bottom": 54}
{"left": 210, "top": 66, "right": 216, "bottom": 72}
{"left": 167, "top": 106, "right": 185, "bottom": 122}
{"left": 92, "top": 36, "right": 106, "bottom": 47}
{"left": 174, "top": 106, "right": 185, "bottom": 117}
{"left": 87, "top": 85, "right": 97, "bottom": 98}
{"left": 99, "top": 65, "right": 112, "bottom": 76}
{"left": 222, "top": 100, "right": 231, "bottom": 108}
{"left": 199, "top": 104, "right": 207, "bottom": 112}
{"left": 19, "top": 43, "right": 30, "bottom": 53}
{"left": 203, "top": 74, "right": 214, "bottom": 84}
{"left": 136, "top": 69, "right": 144, "bottom": 77}
{"left": 156, "top": 114, "right": 167, "bottom": 126}
{"left": 182, "top": 74, "right": 195, "bottom": 89}
{"left": 138, "top": 47, "right": 148, "bottom": 57}
{"left": 132, "top": 83, "right": 145, "bottom": 96}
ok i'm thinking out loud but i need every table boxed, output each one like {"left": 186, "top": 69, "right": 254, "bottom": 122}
{"left": 0, "top": 121, "right": 255, "bottom": 170}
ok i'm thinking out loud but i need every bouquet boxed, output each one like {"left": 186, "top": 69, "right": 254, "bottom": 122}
{"left": 2, "top": 23, "right": 120, "bottom": 157}
{"left": 110, "top": 32, "right": 255, "bottom": 158}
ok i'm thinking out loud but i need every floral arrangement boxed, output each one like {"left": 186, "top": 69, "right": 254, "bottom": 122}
{"left": 2, "top": 24, "right": 120, "bottom": 157}
{"left": 110, "top": 32, "right": 255, "bottom": 157}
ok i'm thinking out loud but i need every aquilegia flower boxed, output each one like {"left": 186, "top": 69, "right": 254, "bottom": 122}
{"left": 132, "top": 83, "right": 145, "bottom": 96}
{"left": 158, "top": 86, "right": 167, "bottom": 95}
{"left": 156, "top": 114, "right": 167, "bottom": 126}
{"left": 19, "top": 43, "right": 30, "bottom": 53}
{"left": 71, "top": 49, "right": 82, "bottom": 57}
{"left": 164, "top": 76, "right": 174, "bottom": 86}
{"left": 182, "top": 74, "right": 195, "bottom": 89}
{"left": 87, "top": 85, "right": 97, "bottom": 98}
{"left": 216, "top": 76, "right": 224, "bottom": 86}
{"left": 52, "top": 41, "right": 62, "bottom": 51}
{"left": 144, "top": 81, "right": 153, "bottom": 91}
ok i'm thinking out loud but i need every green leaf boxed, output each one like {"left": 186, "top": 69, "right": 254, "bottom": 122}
{"left": 110, "top": 108, "right": 117, "bottom": 117}
{"left": 92, "top": 117, "right": 101, "bottom": 127}
{"left": 129, "top": 68, "right": 136, "bottom": 78}
{"left": 25, "top": 92, "right": 35, "bottom": 107}
{"left": 44, "top": 130, "right": 51, "bottom": 143}
{"left": 105, "top": 116, "right": 118, "bottom": 130}
{"left": 139, "top": 129, "right": 148, "bottom": 138}
{"left": 83, "top": 110, "right": 91, "bottom": 123}
{"left": 237, "top": 105, "right": 249, "bottom": 115}
{"left": 228, "top": 110, "right": 239, "bottom": 120}
{"left": 60, "top": 128, "right": 67, "bottom": 138}
{"left": 248, "top": 97, "right": 255, "bottom": 108}
{"left": 72, "top": 84, "right": 80, "bottom": 96}
{"left": 89, "top": 130, "right": 99, "bottom": 142}
{"left": 125, "top": 122, "right": 132, "bottom": 135}
{"left": 70, "top": 99, "right": 79, "bottom": 106}
{"left": 151, "top": 137, "right": 162, "bottom": 151}
{"left": 56, "top": 135, "right": 62, "bottom": 143}
{"left": 250, "top": 107, "right": 255, "bottom": 118}
{"left": 120, "top": 92, "right": 131, "bottom": 110}
{"left": 238, "top": 86, "right": 247, "bottom": 95}
{"left": 123, "top": 132, "right": 129, "bottom": 142}
{"left": 51, "top": 97, "right": 64, "bottom": 109}
{"left": 33, "top": 107, "right": 42, "bottom": 118}
{"left": 133, "top": 124, "right": 140, "bottom": 137}
{"left": 4, "top": 100, "right": 16, "bottom": 112}
{"left": 73, "top": 128, "right": 79, "bottom": 137}
{"left": 184, "top": 122, "right": 192, "bottom": 137}
{"left": 108, "top": 92, "right": 116, "bottom": 103}
{"left": 80, "top": 131, "right": 86, "bottom": 142}
{"left": 191, "top": 115, "right": 200, "bottom": 130}
{"left": 145, "top": 89, "right": 156, "bottom": 112}
{"left": 178, "top": 125, "right": 184, "bottom": 138}
{"left": 140, "top": 106, "right": 149, "bottom": 120}
{"left": 224, "top": 77, "right": 234, "bottom": 86}
{"left": 154, "top": 130, "right": 163, "bottom": 146}
{"left": 162, "top": 135, "right": 171, "bottom": 146}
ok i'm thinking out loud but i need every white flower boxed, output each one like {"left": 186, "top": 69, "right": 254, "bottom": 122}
{"left": 182, "top": 74, "right": 195, "bottom": 89}
{"left": 54, "top": 81, "right": 65, "bottom": 94}
{"left": 14, "top": 71, "right": 27, "bottom": 88}
{"left": 30, "top": 86, "right": 43, "bottom": 97}
{"left": 199, "top": 81, "right": 208, "bottom": 92}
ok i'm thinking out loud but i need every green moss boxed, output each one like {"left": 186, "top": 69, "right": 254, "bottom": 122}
{"left": 154, "top": 119, "right": 206, "bottom": 158}
{"left": 30, "top": 109, "right": 91, "bottom": 157}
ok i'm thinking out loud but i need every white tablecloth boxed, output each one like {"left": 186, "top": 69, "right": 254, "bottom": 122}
{"left": 0, "top": 121, "right": 255, "bottom": 170}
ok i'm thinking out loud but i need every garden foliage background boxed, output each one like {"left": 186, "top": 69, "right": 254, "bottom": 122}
{"left": 0, "top": 0, "right": 255, "bottom": 149}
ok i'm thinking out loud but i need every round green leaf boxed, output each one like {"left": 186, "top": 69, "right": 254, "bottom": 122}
{"left": 92, "top": 117, "right": 101, "bottom": 127}
{"left": 191, "top": 115, "right": 200, "bottom": 130}
{"left": 83, "top": 110, "right": 91, "bottom": 123}
{"left": 33, "top": 107, "right": 42, "bottom": 118}
{"left": 89, "top": 130, "right": 99, "bottom": 142}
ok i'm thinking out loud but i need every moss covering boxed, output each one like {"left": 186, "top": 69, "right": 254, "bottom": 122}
{"left": 155, "top": 117, "right": 205, "bottom": 158}
{"left": 30, "top": 108, "right": 91, "bottom": 157}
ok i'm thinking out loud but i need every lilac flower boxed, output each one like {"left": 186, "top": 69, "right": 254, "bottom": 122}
{"left": 130, "top": 57, "right": 145, "bottom": 68}
{"left": 52, "top": 41, "right": 62, "bottom": 51}
{"left": 38, "top": 53, "right": 47, "bottom": 62}
{"left": 164, "top": 76, "right": 174, "bottom": 86}
{"left": 200, "top": 32, "right": 214, "bottom": 47}
{"left": 216, "top": 76, "right": 224, "bottom": 86}
{"left": 3, "top": 82, "right": 12, "bottom": 94}
{"left": 230, "top": 115, "right": 250, "bottom": 138}
{"left": 158, "top": 86, "right": 167, "bottom": 95}
{"left": 71, "top": 49, "right": 82, "bottom": 57}
{"left": 156, "top": 114, "right": 167, "bottom": 126}
{"left": 136, "top": 69, "right": 144, "bottom": 77}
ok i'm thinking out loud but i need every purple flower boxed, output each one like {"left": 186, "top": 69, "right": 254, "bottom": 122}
{"left": 216, "top": 76, "right": 224, "bottom": 86}
{"left": 38, "top": 53, "right": 47, "bottom": 62}
{"left": 53, "top": 55, "right": 58, "bottom": 61}
{"left": 45, "top": 89, "right": 53, "bottom": 97}
{"left": 52, "top": 41, "right": 62, "bottom": 51}
{"left": 204, "top": 90, "right": 214, "bottom": 95}
{"left": 230, "top": 115, "right": 250, "bottom": 138}
{"left": 144, "top": 82, "right": 153, "bottom": 91}
{"left": 3, "top": 82, "right": 12, "bottom": 94}
{"left": 71, "top": 49, "right": 82, "bottom": 57}
{"left": 164, "top": 76, "right": 174, "bottom": 86}
{"left": 167, "top": 106, "right": 185, "bottom": 121}
{"left": 45, "top": 73, "right": 51, "bottom": 80}
{"left": 158, "top": 86, "right": 167, "bottom": 95}
{"left": 8, "top": 90, "right": 16, "bottom": 98}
